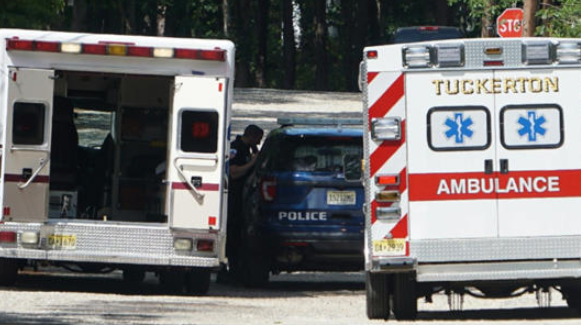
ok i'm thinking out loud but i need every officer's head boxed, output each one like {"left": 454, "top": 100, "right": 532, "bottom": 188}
{"left": 243, "top": 124, "right": 264, "bottom": 146}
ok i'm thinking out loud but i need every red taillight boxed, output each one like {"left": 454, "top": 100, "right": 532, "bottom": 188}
{"left": 419, "top": 26, "right": 440, "bottom": 31}
{"left": 260, "top": 177, "right": 277, "bottom": 202}
{"left": 196, "top": 239, "right": 215, "bottom": 252}
{"left": 6, "top": 39, "right": 34, "bottom": 51}
{"left": 35, "top": 41, "right": 60, "bottom": 52}
{"left": 127, "top": 46, "right": 152, "bottom": 57}
{"left": 366, "top": 50, "right": 378, "bottom": 59}
{"left": 83, "top": 43, "right": 107, "bottom": 55}
{"left": 0, "top": 231, "right": 16, "bottom": 243}
{"left": 174, "top": 48, "right": 226, "bottom": 61}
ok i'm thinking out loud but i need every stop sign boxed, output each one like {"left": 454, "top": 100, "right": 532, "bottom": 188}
{"left": 497, "top": 8, "right": 524, "bottom": 38}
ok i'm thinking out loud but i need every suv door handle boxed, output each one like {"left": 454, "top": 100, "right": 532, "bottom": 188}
{"left": 500, "top": 159, "right": 509, "bottom": 174}
{"left": 484, "top": 159, "right": 493, "bottom": 174}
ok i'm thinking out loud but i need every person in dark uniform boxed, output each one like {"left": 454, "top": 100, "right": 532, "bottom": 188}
{"left": 223, "top": 124, "right": 264, "bottom": 282}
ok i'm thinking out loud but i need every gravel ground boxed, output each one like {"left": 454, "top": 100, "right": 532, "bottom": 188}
{"left": 0, "top": 270, "right": 580, "bottom": 325}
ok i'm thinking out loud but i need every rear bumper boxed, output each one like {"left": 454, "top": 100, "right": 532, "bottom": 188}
{"left": 0, "top": 221, "right": 224, "bottom": 268}
{"left": 369, "top": 236, "right": 581, "bottom": 283}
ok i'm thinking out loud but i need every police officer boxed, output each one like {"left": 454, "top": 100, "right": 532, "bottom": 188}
{"left": 223, "top": 124, "right": 264, "bottom": 282}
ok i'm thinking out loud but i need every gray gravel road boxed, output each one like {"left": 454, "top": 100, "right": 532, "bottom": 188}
{"left": 0, "top": 270, "right": 580, "bottom": 325}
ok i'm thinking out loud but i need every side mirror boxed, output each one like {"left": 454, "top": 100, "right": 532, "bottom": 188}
{"left": 343, "top": 154, "right": 362, "bottom": 181}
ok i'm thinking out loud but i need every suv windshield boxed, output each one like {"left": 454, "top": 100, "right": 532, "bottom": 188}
{"left": 270, "top": 135, "right": 362, "bottom": 173}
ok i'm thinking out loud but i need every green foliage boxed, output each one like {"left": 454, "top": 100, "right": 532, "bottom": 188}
{"left": 537, "top": 0, "right": 581, "bottom": 37}
{"left": 0, "top": 0, "right": 65, "bottom": 29}
{"left": 447, "top": 0, "right": 521, "bottom": 35}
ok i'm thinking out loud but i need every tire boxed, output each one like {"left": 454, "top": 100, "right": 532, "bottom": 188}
{"left": 392, "top": 272, "right": 418, "bottom": 320}
{"left": 185, "top": 268, "right": 211, "bottom": 295}
{"left": 240, "top": 250, "right": 270, "bottom": 288}
{"left": 365, "top": 272, "right": 391, "bottom": 319}
{"left": 563, "top": 286, "right": 581, "bottom": 312}
{"left": 0, "top": 258, "right": 18, "bottom": 286}
{"left": 160, "top": 269, "right": 185, "bottom": 294}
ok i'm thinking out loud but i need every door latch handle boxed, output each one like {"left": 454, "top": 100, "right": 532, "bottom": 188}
{"left": 500, "top": 159, "right": 509, "bottom": 174}
{"left": 191, "top": 176, "right": 202, "bottom": 188}
{"left": 484, "top": 159, "right": 493, "bottom": 174}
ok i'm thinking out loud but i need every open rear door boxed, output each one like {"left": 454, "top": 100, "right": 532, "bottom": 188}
{"left": 167, "top": 76, "right": 227, "bottom": 230}
{"left": 2, "top": 68, "right": 54, "bottom": 222}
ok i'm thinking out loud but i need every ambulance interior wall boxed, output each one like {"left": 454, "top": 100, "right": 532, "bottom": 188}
{"left": 50, "top": 72, "right": 172, "bottom": 222}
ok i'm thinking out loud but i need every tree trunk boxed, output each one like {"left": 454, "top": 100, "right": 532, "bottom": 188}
{"left": 223, "top": 0, "right": 230, "bottom": 37}
{"left": 523, "top": 0, "right": 538, "bottom": 36}
{"left": 71, "top": 0, "right": 87, "bottom": 32}
{"left": 481, "top": 1, "right": 494, "bottom": 37}
{"left": 314, "top": 0, "right": 328, "bottom": 91}
{"left": 255, "top": 0, "right": 269, "bottom": 87}
{"left": 234, "top": 0, "right": 252, "bottom": 87}
{"left": 282, "top": 0, "right": 296, "bottom": 89}
{"left": 157, "top": 4, "right": 166, "bottom": 36}
{"left": 435, "top": 0, "right": 449, "bottom": 26}
{"left": 368, "top": 0, "right": 380, "bottom": 45}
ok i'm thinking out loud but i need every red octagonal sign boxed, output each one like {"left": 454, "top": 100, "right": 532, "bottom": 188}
{"left": 497, "top": 8, "right": 524, "bottom": 38}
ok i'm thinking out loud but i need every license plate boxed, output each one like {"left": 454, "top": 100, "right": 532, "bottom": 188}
{"left": 48, "top": 234, "right": 76, "bottom": 249}
{"left": 372, "top": 239, "right": 406, "bottom": 255}
{"left": 327, "top": 191, "right": 356, "bottom": 205}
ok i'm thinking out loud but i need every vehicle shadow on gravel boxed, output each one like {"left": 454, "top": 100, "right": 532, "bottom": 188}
{"left": 7, "top": 271, "right": 365, "bottom": 298}
{"left": 417, "top": 306, "right": 580, "bottom": 320}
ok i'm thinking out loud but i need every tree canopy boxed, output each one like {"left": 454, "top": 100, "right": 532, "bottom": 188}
{"left": 1, "top": 0, "right": 579, "bottom": 91}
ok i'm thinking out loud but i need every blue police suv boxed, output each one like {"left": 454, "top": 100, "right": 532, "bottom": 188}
{"left": 237, "top": 118, "right": 363, "bottom": 286}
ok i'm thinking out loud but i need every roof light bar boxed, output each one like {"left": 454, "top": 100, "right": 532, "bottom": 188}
{"left": 403, "top": 46, "right": 431, "bottom": 68}
{"left": 523, "top": 41, "right": 553, "bottom": 65}
{"left": 557, "top": 42, "right": 581, "bottom": 64}
{"left": 435, "top": 44, "right": 464, "bottom": 68}
{"left": 6, "top": 38, "right": 227, "bottom": 62}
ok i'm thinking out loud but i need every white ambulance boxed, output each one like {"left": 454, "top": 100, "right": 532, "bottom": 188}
{"left": 362, "top": 38, "right": 581, "bottom": 318}
{"left": 0, "top": 29, "right": 234, "bottom": 294}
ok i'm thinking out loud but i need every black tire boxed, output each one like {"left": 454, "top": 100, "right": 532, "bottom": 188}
{"left": 392, "top": 272, "right": 418, "bottom": 320}
{"left": 185, "top": 268, "right": 211, "bottom": 295}
{"left": 366, "top": 272, "right": 391, "bottom": 319}
{"left": 563, "top": 286, "right": 581, "bottom": 312}
{"left": 240, "top": 251, "right": 270, "bottom": 288}
{"left": 122, "top": 268, "right": 145, "bottom": 284}
{"left": 0, "top": 258, "right": 18, "bottom": 286}
{"left": 160, "top": 269, "right": 186, "bottom": 294}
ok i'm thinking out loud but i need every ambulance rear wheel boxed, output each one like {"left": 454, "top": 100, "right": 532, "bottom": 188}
{"left": 392, "top": 272, "right": 418, "bottom": 320}
{"left": 185, "top": 268, "right": 211, "bottom": 295}
{"left": 0, "top": 258, "right": 18, "bottom": 286}
{"left": 160, "top": 268, "right": 186, "bottom": 294}
{"left": 122, "top": 268, "right": 145, "bottom": 284}
{"left": 366, "top": 272, "right": 391, "bottom": 319}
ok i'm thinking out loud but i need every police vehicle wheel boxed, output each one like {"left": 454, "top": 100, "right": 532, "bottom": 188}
{"left": 185, "top": 268, "right": 211, "bottom": 295}
{"left": 365, "top": 272, "right": 391, "bottom": 319}
{"left": 0, "top": 258, "right": 18, "bottom": 286}
{"left": 392, "top": 272, "right": 418, "bottom": 320}
{"left": 241, "top": 253, "right": 270, "bottom": 288}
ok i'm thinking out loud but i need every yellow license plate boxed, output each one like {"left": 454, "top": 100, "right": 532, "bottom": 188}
{"left": 48, "top": 234, "right": 77, "bottom": 249}
{"left": 373, "top": 239, "right": 406, "bottom": 255}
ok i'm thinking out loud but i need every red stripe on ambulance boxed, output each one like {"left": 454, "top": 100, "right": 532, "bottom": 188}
{"left": 408, "top": 169, "right": 581, "bottom": 201}
{"left": 369, "top": 121, "right": 405, "bottom": 177}
{"left": 368, "top": 73, "right": 404, "bottom": 124}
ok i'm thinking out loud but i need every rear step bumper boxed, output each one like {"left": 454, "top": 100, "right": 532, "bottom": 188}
{"left": 0, "top": 222, "right": 223, "bottom": 268}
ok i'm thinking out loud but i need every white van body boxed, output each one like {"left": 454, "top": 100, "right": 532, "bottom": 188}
{"left": 0, "top": 29, "right": 235, "bottom": 293}
{"left": 362, "top": 38, "right": 581, "bottom": 318}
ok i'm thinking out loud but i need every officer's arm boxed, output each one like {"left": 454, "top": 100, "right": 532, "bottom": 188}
{"left": 229, "top": 155, "right": 257, "bottom": 180}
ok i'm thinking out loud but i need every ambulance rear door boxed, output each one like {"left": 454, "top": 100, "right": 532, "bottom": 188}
{"left": 494, "top": 69, "right": 581, "bottom": 237}
{"left": 167, "top": 76, "right": 227, "bottom": 230}
{"left": 2, "top": 68, "right": 54, "bottom": 222}
{"left": 407, "top": 70, "right": 498, "bottom": 239}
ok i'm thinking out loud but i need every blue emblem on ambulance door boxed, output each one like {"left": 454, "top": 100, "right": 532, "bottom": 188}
{"left": 517, "top": 111, "right": 546, "bottom": 142}
{"left": 444, "top": 113, "right": 473, "bottom": 144}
